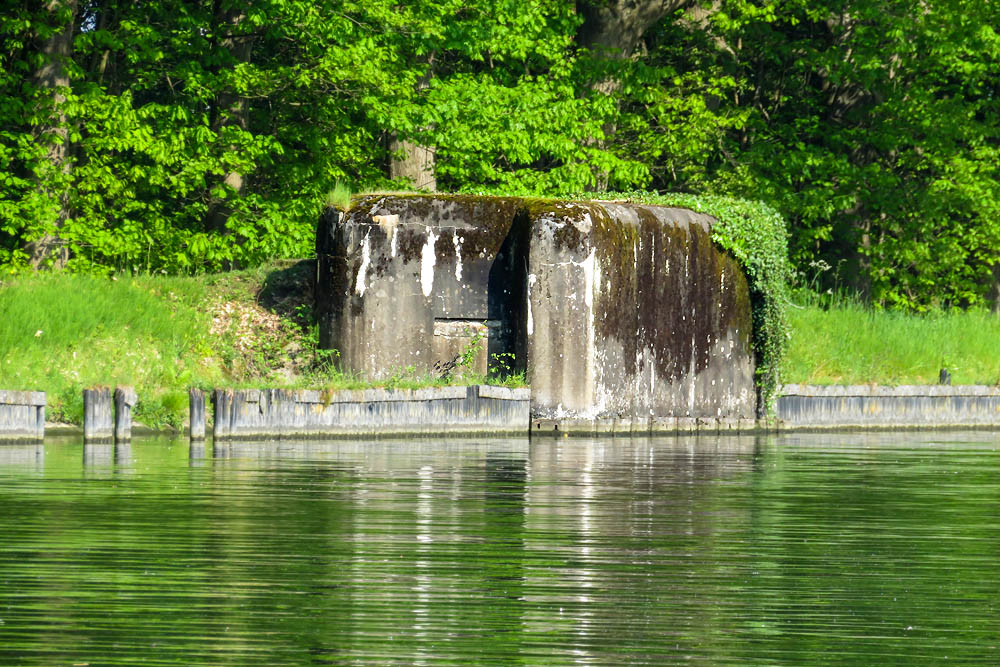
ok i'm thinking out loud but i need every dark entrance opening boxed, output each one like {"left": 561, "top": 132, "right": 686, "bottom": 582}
{"left": 486, "top": 210, "right": 530, "bottom": 380}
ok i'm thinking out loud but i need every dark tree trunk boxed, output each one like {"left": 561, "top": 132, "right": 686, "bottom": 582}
{"left": 28, "top": 0, "right": 78, "bottom": 270}
{"left": 575, "top": 1, "right": 692, "bottom": 189}
{"left": 204, "top": 4, "right": 252, "bottom": 235}
{"left": 577, "top": 0, "right": 690, "bottom": 58}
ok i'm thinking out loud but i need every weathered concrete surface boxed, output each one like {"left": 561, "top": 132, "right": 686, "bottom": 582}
{"left": 778, "top": 384, "right": 1000, "bottom": 429}
{"left": 316, "top": 195, "right": 529, "bottom": 382}
{"left": 317, "top": 194, "right": 756, "bottom": 424}
{"left": 527, "top": 201, "right": 754, "bottom": 422}
{"left": 0, "top": 390, "right": 46, "bottom": 443}
{"left": 212, "top": 385, "right": 530, "bottom": 440}
{"left": 529, "top": 416, "right": 776, "bottom": 437}
{"left": 189, "top": 388, "right": 206, "bottom": 440}
{"left": 83, "top": 387, "right": 113, "bottom": 442}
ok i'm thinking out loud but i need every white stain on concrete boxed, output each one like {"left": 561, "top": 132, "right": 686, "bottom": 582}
{"left": 421, "top": 227, "right": 438, "bottom": 297}
{"left": 453, "top": 231, "right": 463, "bottom": 281}
{"left": 390, "top": 227, "right": 398, "bottom": 257}
{"left": 582, "top": 248, "right": 596, "bottom": 309}
{"left": 355, "top": 232, "right": 371, "bottom": 296}
{"left": 688, "top": 334, "right": 697, "bottom": 414}
{"left": 582, "top": 248, "right": 597, "bottom": 409}
{"left": 526, "top": 273, "right": 537, "bottom": 335}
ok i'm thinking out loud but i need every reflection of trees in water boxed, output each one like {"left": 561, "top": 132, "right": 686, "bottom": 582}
{"left": 7, "top": 434, "right": 1000, "bottom": 662}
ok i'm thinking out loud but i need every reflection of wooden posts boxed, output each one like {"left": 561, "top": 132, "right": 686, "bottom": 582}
{"left": 83, "top": 387, "right": 112, "bottom": 442}
{"left": 189, "top": 388, "right": 206, "bottom": 440}
{"left": 114, "top": 386, "right": 137, "bottom": 442}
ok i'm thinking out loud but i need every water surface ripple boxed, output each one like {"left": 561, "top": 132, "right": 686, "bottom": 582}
{"left": 1, "top": 432, "right": 998, "bottom": 664}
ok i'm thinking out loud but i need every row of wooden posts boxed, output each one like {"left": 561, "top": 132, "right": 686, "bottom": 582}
{"left": 83, "top": 387, "right": 206, "bottom": 442}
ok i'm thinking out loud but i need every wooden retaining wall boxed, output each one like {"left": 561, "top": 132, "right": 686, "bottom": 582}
{"left": 0, "top": 390, "right": 45, "bottom": 443}
{"left": 212, "top": 385, "right": 530, "bottom": 440}
{"left": 777, "top": 385, "right": 1000, "bottom": 430}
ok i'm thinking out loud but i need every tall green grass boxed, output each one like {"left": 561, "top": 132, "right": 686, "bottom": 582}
{"left": 0, "top": 265, "right": 523, "bottom": 428}
{"left": 0, "top": 272, "right": 226, "bottom": 425}
{"left": 785, "top": 291, "right": 1000, "bottom": 385}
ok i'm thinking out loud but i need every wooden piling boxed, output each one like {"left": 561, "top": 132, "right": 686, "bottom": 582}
{"left": 0, "top": 390, "right": 46, "bottom": 443}
{"left": 212, "top": 389, "right": 232, "bottom": 440}
{"left": 83, "top": 387, "right": 113, "bottom": 442}
{"left": 114, "top": 386, "right": 137, "bottom": 442}
{"left": 189, "top": 388, "right": 206, "bottom": 440}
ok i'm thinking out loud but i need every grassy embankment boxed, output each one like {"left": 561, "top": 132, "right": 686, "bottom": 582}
{"left": 2, "top": 266, "right": 998, "bottom": 428}
{"left": 784, "top": 290, "right": 1000, "bottom": 386}
{"left": 0, "top": 261, "right": 508, "bottom": 429}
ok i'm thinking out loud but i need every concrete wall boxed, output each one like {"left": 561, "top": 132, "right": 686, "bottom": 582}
{"left": 526, "top": 201, "right": 754, "bottom": 422}
{"left": 778, "top": 384, "right": 1000, "bottom": 429}
{"left": 316, "top": 195, "right": 529, "bottom": 381}
{"left": 212, "top": 385, "right": 529, "bottom": 440}
{"left": 317, "top": 194, "right": 756, "bottom": 423}
{"left": 0, "top": 390, "right": 45, "bottom": 442}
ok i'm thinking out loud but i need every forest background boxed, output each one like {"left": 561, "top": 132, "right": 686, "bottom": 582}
{"left": 2, "top": 0, "right": 999, "bottom": 311}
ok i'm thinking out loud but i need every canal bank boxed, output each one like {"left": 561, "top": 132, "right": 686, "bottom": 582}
{"left": 5, "top": 383, "right": 1000, "bottom": 442}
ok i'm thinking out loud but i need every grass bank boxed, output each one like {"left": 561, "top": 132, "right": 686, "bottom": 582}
{"left": 0, "top": 261, "right": 510, "bottom": 429}
{"left": 3, "top": 266, "right": 997, "bottom": 428}
{"left": 784, "top": 290, "right": 1000, "bottom": 386}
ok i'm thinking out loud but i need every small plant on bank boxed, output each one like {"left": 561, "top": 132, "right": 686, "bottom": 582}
{"left": 488, "top": 352, "right": 527, "bottom": 387}
{"left": 456, "top": 326, "right": 486, "bottom": 378}
{"left": 325, "top": 181, "right": 353, "bottom": 211}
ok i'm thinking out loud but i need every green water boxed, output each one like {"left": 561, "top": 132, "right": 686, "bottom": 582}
{"left": 1, "top": 432, "right": 998, "bottom": 664}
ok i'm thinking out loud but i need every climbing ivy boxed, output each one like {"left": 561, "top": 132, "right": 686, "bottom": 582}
{"left": 569, "top": 191, "right": 791, "bottom": 417}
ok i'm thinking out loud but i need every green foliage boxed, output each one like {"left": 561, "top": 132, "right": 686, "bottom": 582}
{"left": 488, "top": 352, "right": 527, "bottom": 387}
{"left": 457, "top": 326, "right": 486, "bottom": 377}
{"left": 2, "top": 0, "right": 997, "bottom": 317}
{"left": 0, "top": 265, "right": 521, "bottom": 427}
{"left": 692, "top": 0, "right": 1000, "bottom": 310}
{"left": 0, "top": 271, "right": 224, "bottom": 426}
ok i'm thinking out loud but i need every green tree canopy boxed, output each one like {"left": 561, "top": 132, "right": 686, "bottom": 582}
{"left": 1, "top": 0, "right": 997, "bottom": 310}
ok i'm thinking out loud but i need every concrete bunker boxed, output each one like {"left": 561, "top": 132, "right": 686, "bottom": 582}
{"left": 316, "top": 195, "right": 531, "bottom": 381}
{"left": 316, "top": 194, "right": 756, "bottom": 425}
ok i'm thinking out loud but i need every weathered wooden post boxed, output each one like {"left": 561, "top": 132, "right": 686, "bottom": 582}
{"left": 0, "top": 390, "right": 46, "bottom": 443}
{"left": 114, "top": 386, "right": 137, "bottom": 442}
{"left": 83, "top": 387, "right": 113, "bottom": 442}
{"left": 189, "top": 388, "right": 206, "bottom": 440}
{"left": 212, "top": 389, "right": 232, "bottom": 440}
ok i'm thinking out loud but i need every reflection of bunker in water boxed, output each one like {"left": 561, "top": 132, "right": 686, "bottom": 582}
{"left": 316, "top": 195, "right": 756, "bottom": 424}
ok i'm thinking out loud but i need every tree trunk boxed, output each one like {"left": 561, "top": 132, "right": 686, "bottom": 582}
{"left": 576, "top": 1, "right": 692, "bottom": 190}
{"left": 388, "top": 137, "right": 436, "bottom": 191}
{"left": 387, "top": 59, "right": 436, "bottom": 191}
{"left": 204, "top": 5, "right": 252, "bottom": 235}
{"left": 577, "top": 0, "right": 690, "bottom": 59}
{"left": 28, "top": 0, "right": 78, "bottom": 270}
